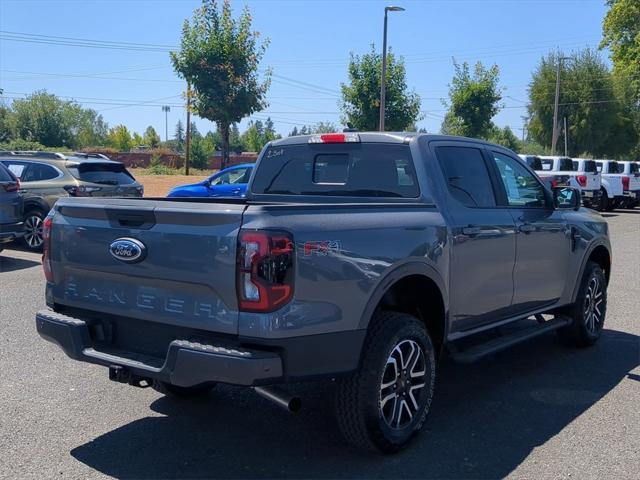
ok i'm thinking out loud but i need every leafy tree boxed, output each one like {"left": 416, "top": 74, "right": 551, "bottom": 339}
{"left": 143, "top": 126, "right": 161, "bottom": 148}
{"left": 174, "top": 120, "right": 185, "bottom": 150}
{"left": 528, "top": 49, "right": 636, "bottom": 157}
{"left": 107, "top": 125, "right": 133, "bottom": 152}
{"left": 341, "top": 45, "right": 421, "bottom": 131}
{"left": 310, "top": 121, "right": 337, "bottom": 133}
{"left": 487, "top": 125, "right": 520, "bottom": 152}
{"left": 288, "top": 126, "right": 299, "bottom": 137}
{"left": 0, "top": 105, "right": 13, "bottom": 143}
{"left": 229, "top": 123, "right": 245, "bottom": 153}
{"left": 441, "top": 61, "right": 502, "bottom": 138}
{"left": 132, "top": 132, "right": 144, "bottom": 146}
{"left": 242, "top": 122, "right": 263, "bottom": 152}
{"left": 9, "top": 90, "right": 108, "bottom": 148}
{"left": 171, "top": 0, "right": 270, "bottom": 168}
{"left": 601, "top": 0, "right": 640, "bottom": 159}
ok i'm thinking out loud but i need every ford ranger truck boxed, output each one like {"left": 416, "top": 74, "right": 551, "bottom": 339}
{"left": 35, "top": 133, "right": 612, "bottom": 454}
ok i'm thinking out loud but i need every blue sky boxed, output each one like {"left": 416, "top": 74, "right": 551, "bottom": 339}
{"left": 0, "top": 0, "right": 608, "bottom": 139}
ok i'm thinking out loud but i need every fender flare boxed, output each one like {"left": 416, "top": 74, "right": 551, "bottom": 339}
{"left": 570, "top": 241, "right": 611, "bottom": 303}
{"left": 22, "top": 199, "right": 50, "bottom": 218}
{"left": 357, "top": 260, "right": 449, "bottom": 330}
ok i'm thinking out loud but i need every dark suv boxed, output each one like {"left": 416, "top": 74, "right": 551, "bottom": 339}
{"left": 0, "top": 152, "right": 143, "bottom": 251}
{"left": 0, "top": 162, "right": 24, "bottom": 254}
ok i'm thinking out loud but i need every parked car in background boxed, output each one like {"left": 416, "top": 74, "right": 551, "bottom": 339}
{"left": 0, "top": 162, "right": 24, "bottom": 254}
{"left": 167, "top": 163, "right": 254, "bottom": 198}
{"left": 537, "top": 156, "right": 602, "bottom": 209}
{"left": 518, "top": 154, "right": 570, "bottom": 190}
{"left": 594, "top": 160, "right": 625, "bottom": 211}
{"left": 0, "top": 151, "right": 143, "bottom": 252}
{"left": 614, "top": 161, "right": 640, "bottom": 208}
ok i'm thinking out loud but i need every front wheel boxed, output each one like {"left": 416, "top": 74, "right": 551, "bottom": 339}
{"left": 558, "top": 261, "right": 607, "bottom": 347}
{"left": 335, "top": 311, "right": 436, "bottom": 454}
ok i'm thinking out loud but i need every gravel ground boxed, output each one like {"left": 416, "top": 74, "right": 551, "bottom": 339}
{"left": 0, "top": 210, "right": 638, "bottom": 479}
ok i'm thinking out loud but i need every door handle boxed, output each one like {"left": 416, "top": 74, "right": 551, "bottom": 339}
{"left": 518, "top": 223, "right": 536, "bottom": 234}
{"left": 462, "top": 226, "right": 481, "bottom": 236}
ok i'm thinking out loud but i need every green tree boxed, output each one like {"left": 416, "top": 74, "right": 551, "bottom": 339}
{"left": 242, "top": 121, "right": 263, "bottom": 152}
{"left": 528, "top": 49, "right": 636, "bottom": 157}
{"left": 171, "top": 0, "right": 270, "bottom": 168}
{"left": 288, "top": 126, "right": 299, "bottom": 137}
{"left": 143, "top": 126, "right": 161, "bottom": 148}
{"left": 229, "top": 123, "right": 245, "bottom": 153}
{"left": 107, "top": 125, "right": 133, "bottom": 152}
{"left": 341, "top": 45, "right": 421, "bottom": 131}
{"left": 0, "top": 105, "right": 13, "bottom": 143}
{"left": 174, "top": 120, "right": 185, "bottom": 151}
{"left": 601, "top": 0, "right": 640, "bottom": 159}
{"left": 132, "top": 132, "right": 144, "bottom": 146}
{"left": 9, "top": 91, "right": 107, "bottom": 147}
{"left": 487, "top": 125, "right": 520, "bottom": 152}
{"left": 310, "top": 121, "right": 338, "bottom": 133}
{"left": 441, "top": 61, "right": 502, "bottom": 138}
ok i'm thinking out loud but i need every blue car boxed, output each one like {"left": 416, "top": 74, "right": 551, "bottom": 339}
{"left": 167, "top": 163, "right": 254, "bottom": 198}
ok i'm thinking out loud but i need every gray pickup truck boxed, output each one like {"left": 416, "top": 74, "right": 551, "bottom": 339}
{"left": 36, "top": 132, "right": 611, "bottom": 454}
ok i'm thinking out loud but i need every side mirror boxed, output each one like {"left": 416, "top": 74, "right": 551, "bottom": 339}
{"left": 552, "top": 186, "right": 581, "bottom": 211}
{"left": 203, "top": 179, "right": 211, "bottom": 188}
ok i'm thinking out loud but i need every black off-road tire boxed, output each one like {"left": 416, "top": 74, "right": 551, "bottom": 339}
{"left": 596, "top": 188, "right": 608, "bottom": 212}
{"left": 152, "top": 380, "right": 216, "bottom": 399}
{"left": 335, "top": 311, "right": 436, "bottom": 454}
{"left": 558, "top": 261, "right": 607, "bottom": 347}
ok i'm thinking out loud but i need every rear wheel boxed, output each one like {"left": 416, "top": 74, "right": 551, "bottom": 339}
{"left": 558, "top": 261, "right": 607, "bottom": 347}
{"left": 335, "top": 311, "right": 436, "bottom": 454}
{"left": 152, "top": 380, "right": 216, "bottom": 399}
{"left": 22, "top": 210, "right": 46, "bottom": 252}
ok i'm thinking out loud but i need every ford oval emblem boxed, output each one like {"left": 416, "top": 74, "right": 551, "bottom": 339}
{"left": 109, "top": 238, "right": 146, "bottom": 263}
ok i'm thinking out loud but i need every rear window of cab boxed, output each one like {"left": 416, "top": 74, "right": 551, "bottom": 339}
{"left": 251, "top": 143, "right": 420, "bottom": 198}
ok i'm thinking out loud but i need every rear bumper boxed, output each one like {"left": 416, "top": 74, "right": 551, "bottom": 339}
{"left": 35, "top": 309, "right": 366, "bottom": 386}
{"left": 0, "top": 221, "right": 24, "bottom": 243}
{"left": 36, "top": 310, "right": 283, "bottom": 387}
{"left": 581, "top": 189, "right": 601, "bottom": 206}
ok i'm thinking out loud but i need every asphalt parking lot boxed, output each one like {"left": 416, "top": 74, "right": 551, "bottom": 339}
{"left": 0, "top": 211, "right": 638, "bottom": 479}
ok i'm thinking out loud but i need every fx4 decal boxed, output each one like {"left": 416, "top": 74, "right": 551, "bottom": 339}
{"left": 303, "top": 240, "right": 342, "bottom": 257}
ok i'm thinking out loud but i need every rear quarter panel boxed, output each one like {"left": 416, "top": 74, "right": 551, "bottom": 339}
{"left": 238, "top": 203, "right": 449, "bottom": 338}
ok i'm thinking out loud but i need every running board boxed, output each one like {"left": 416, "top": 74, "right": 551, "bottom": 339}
{"left": 449, "top": 316, "right": 572, "bottom": 364}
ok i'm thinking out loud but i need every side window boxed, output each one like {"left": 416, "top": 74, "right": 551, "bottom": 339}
{"left": 3, "top": 161, "right": 28, "bottom": 180}
{"left": 435, "top": 146, "right": 496, "bottom": 207}
{"left": 211, "top": 172, "right": 230, "bottom": 186}
{"left": 491, "top": 152, "right": 547, "bottom": 208}
{"left": 22, "top": 163, "right": 59, "bottom": 182}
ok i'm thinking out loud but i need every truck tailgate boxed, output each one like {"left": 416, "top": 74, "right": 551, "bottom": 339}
{"left": 48, "top": 198, "right": 245, "bottom": 335}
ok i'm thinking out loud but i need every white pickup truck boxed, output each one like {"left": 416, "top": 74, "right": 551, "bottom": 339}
{"left": 594, "top": 160, "right": 627, "bottom": 211}
{"left": 536, "top": 156, "right": 602, "bottom": 209}
{"left": 613, "top": 160, "right": 640, "bottom": 208}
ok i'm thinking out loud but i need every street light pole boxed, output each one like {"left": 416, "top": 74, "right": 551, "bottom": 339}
{"left": 379, "top": 6, "right": 404, "bottom": 132}
{"left": 162, "top": 106, "right": 170, "bottom": 142}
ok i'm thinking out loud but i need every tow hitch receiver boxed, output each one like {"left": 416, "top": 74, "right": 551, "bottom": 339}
{"left": 108, "top": 365, "right": 152, "bottom": 388}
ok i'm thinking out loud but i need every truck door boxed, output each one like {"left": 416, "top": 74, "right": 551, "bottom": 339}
{"left": 430, "top": 142, "right": 516, "bottom": 333}
{"left": 487, "top": 150, "right": 570, "bottom": 311}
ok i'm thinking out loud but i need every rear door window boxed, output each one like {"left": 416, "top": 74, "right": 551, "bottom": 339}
{"left": 251, "top": 143, "right": 419, "bottom": 198}
{"left": 66, "top": 162, "right": 135, "bottom": 185}
{"left": 435, "top": 146, "right": 496, "bottom": 207}
{"left": 1, "top": 161, "right": 29, "bottom": 179}
{"left": 21, "top": 163, "right": 60, "bottom": 182}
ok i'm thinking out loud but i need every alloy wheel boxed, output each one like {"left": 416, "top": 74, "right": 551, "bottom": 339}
{"left": 24, "top": 215, "right": 44, "bottom": 249}
{"left": 583, "top": 276, "right": 604, "bottom": 335}
{"left": 379, "top": 339, "right": 427, "bottom": 429}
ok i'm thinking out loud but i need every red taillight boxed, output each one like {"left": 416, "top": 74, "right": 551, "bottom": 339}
{"left": 42, "top": 215, "right": 54, "bottom": 282}
{"left": 2, "top": 179, "right": 19, "bottom": 192}
{"left": 63, "top": 185, "right": 101, "bottom": 197}
{"left": 308, "top": 132, "right": 360, "bottom": 144}
{"left": 576, "top": 175, "right": 587, "bottom": 187}
{"left": 622, "top": 176, "right": 630, "bottom": 191}
{"left": 237, "top": 230, "right": 294, "bottom": 312}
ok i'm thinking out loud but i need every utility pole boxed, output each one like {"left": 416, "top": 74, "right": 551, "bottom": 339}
{"left": 551, "top": 55, "right": 570, "bottom": 154}
{"left": 185, "top": 84, "right": 191, "bottom": 176}
{"left": 379, "top": 6, "right": 405, "bottom": 132}
{"left": 162, "top": 106, "right": 170, "bottom": 142}
{"left": 564, "top": 116, "right": 568, "bottom": 157}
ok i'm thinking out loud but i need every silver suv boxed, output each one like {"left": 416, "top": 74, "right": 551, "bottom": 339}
{"left": 0, "top": 151, "right": 143, "bottom": 251}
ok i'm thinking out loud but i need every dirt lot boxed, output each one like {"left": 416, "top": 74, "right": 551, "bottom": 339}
{"left": 134, "top": 174, "right": 208, "bottom": 197}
